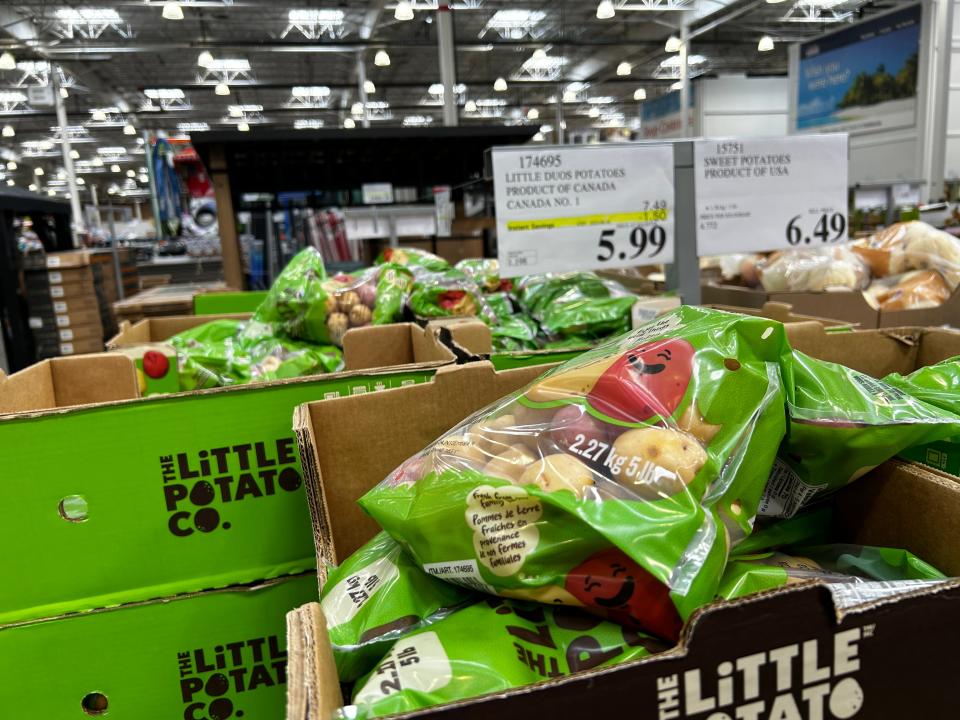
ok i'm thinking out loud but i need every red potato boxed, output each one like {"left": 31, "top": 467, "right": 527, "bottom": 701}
{"left": 547, "top": 404, "right": 610, "bottom": 454}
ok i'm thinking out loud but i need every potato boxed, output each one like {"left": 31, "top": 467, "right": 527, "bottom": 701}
{"left": 611, "top": 427, "right": 706, "bottom": 499}
{"left": 483, "top": 444, "right": 537, "bottom": 482}
{"left": 519, "top": 453, "right": 595, "bottom": 498}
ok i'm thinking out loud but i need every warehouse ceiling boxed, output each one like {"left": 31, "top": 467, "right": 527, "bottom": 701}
{"left": 0, "top": 0, "right": 915, "bottom": 198}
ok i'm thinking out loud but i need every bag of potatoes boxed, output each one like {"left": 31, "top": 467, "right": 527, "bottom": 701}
{"left": 359, "top": 306, "right": 792, "bottom": 641}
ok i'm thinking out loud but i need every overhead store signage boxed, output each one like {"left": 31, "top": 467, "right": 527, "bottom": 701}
{"left": 492, "top": 143, "right": 675, "bottom": 276}
{"left": 362, "top": 183, "right": 394, "bottom": 205}
{"left": 694, "top": 134, "right": 849, "bottom": 256}
{"left": 795, "top": 4, "right": 921, "bottom": 135}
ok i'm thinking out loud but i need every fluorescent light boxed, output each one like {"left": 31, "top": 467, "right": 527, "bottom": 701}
{"left": 126, "top": 169, "right": 136, "bottom": 177}
{"left": 107, "top": 184, "right": 116, "bottom": 194}
{"left": 292, "top": 85, "right": 331, "bottom": 97}
{"left": 39, "top": 140, "right": 53, "bottom": 150}
{"left": 214, "top": 83, "right": 230, "bottom": 96}
{"left": 533, "top": 132, "right": 545, "bottom": 141}
{"left": 34, "top": 167, "right": 44, "bottom": 176}
{"left": 76, "top": 177, "right": 85, "bottom": 185}
{"left": 5, "top": 161, "right": 15, "bottom": 170}
{"left": 59, "top": 87, "right": 69, "bottom": 99}
{"left": 92, "top": 157, "right": 104, "bottom": 167}
{"left": 588, "top": 107, "right": 600, "bottom": 118}
{"left": 351, "top": 102, "right": 365, "bottom": 116}
{"left": 671, "top": 80, "right": 683, "bottom": 90}
{"left": 69, "top": 150, "right": 80, "bottom": 160}
{"left": 464, "top": 99, "right": 477, "bottom": 112}
{"left": 0, "top": 92, "right": 27, "bottom": 103}
{"left": 374, "top": 50, "right": 390, "bottom": 67}
{"left": 294, "top": 119, "right": 324, "bottom": 129}
{"left": 138, "top": 175, "right": 148, "bottom": 183}
{"left": 533, "top": 48, "right": 547, "bottom": 60}
{"left": 162, "top": 2, "right": 184, "bottom": 21}
{"left": 563, "top": 90, "right": 577, "bottom": 103}
{"left": 207, "top": 58, "right": 250, "bottom": 72}
{"left": 91, "top": 109, "right": 108, "bottom": 122}
{"left": 634, "top": 88, "right": 647, "bottom": 101}
{"left": 659, "top": 54, "right": 707, "bottom": 68}
{"left": 98, "top": 147, "right": 126, "bottom": 155}
{"left": 28, "top": 183, "right": 37, "bottom": 191}
{"left": 47, "top": 189, "right": 56, "bottom": 196}
{"left": 766, "top": 0, "right": 787, "bottom": 3}
{"left": 527, "top": 108, "right": 539, "bottom": 120}
{"left": 57, "top": 170, "right": 66, "bottom": 180}
{"left": 758, "top": 35, "right": 775, "bottom": 52}
{"left": 228, "top": 104, "right": 261, "bottom": 116}
{"left": 5, "top": 179, "right": 11, "bottom": 186}
{"left": 494, "top": 77, "right": 508, "bottom": 92}
{"left": 1, "top": 125, "right": 13, "bottom": 138}
{"left": 0, "top": 53, "right": 14, "bottom": 71}
{"left": 597, "top": 1, "right": 616, "bottom": 20}
{"left": 395, "top": 1, "right": 414, "bottom": 21}
{"left": 289, "top": 9, "right": 344, "bottom": 23}
{"left": 123, "top": 124, "right": 136, "bottom": 135}
{"left": 363, "top": 80, "right": 376, "bottom": 94}
{"left": 145, "top": 88, "right": 185, "bottom": 100}
{"left": 198, "top": 50, "right": 214, "bottom": 68}
{"left": 665, "top": 35, "right": 682, "bottom": 53}
{"left": 617, "top": 61, "right": 631, "bottom": 76}
{"left": 237, "top": 121, "right": 250, "bottom": 132}
{"left": 343, "top": 117, "right": 356, "bottom": 129}
{"left": 403, "top": 115, "right": 433, "bottom": 126}
{"left": 177, "top": 122, "right": 210, "bottom": 132}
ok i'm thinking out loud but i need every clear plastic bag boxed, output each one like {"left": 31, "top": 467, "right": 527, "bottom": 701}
{"left": 759, "top": 244, "right": 869, "bottom": 292}
{"left": 359, "top": 307, "right": 792, "bottom": 641}
{"left": 864, "top": 269, "right": 952, "bottom": 310}
{"left": 853, "top": 220, "right": 960, "bottom": 289}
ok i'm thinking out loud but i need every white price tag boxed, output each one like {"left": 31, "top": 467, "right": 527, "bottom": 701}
{"left": 694, "top": 134, "right": 848, "bottom": 256}
{"left": 493, "top": 144, "right": 675, "bottom": 277}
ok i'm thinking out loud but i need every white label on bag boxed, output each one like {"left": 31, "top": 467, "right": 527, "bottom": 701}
{"left": 422, "top": 559, "right": 495, "bottom": 595}
{"left": 321, "top": 555, "right": 399, "bottom": 627}
{"left": 353, "top": 632, "right": 452, "bottom": 706}
{"left": 493, "top": 143, "right": 675, "bottom": 276}
{"left": 694, "top": 134, "right": 848, "bottom": 255}
{"left": 758, "top": 458, "right": 827, "bottom": 518}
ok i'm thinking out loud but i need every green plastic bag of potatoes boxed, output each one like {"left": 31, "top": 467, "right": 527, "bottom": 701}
{"left": 882, "top": 355, "right": 960, "bottom": 415}
{"left": 375, "top": 247, "right": 449, "bottom": 272}
{"left": 760, "top": 350, "right": 960, "bottom": 518}
{"left": 168, "top": 318, "right": 251, "bottom": 390}
{"left": 407, "top": 269, "right": 492, "bottom": 321}
{"left": 347, "top": 597, "right": 665, "bottom": 718}
{"left": 455, "top": 257, "right": 513, "bottom": 293}
{"left": 516, "top": 272, "right": 637, "bottom": 340}
{"left": 360, "top": 306, "right": 792, "bottom": 641}
{"left": 718, "top": 544, "right": 945, "bottom": 601}
{"left": 321, "top": 532, "right": 473, "bottom": 683}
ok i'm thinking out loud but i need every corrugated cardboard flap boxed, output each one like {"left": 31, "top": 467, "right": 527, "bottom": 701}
{"left": 0, "top": 354, "right": 139, "bottom": 415}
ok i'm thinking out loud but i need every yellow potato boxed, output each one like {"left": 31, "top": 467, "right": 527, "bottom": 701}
{"left": 612, "top": 427, "right": 706, "bottom": 499}
{"left": 524, "top": 354, "right": 618, "bottom": 403}
{"left": 678, "top": 403, "right": 722, "bottom": 444}
{"left": 483, "top": 444, "right": 538, "bottom": 482}
{"left": 468, "top": 414, "right": 519, "bottom": 455}
{"left": 519, "top": 453, "right": 595, "bottom": 498}
{"left": 428, "top": 433, "right": 488, "bottom": 473}
{"left": 501, "top": 585, "right": 583, "bottom": 606}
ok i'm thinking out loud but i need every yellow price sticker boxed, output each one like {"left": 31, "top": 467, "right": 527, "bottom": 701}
{"left": 506, "top": 209, "right": 669, "bottom": 232}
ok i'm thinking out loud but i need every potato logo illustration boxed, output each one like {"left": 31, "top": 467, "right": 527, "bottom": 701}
{"left": 565, "top": 547, "right": 682, "bottom": 641}
{"left": 465, "top": 485, "right": 541, "bottom": 577}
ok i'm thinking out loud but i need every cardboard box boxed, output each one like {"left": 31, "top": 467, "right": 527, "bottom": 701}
{"left": 701, "top": 282, "right": 960, "bottom": 329}
{"left": 0, "top": 336, "right": 460, "bottom": 625}
{"left": 705, "top": 301, "right": 856, "bottom": 329}
{"left": 107, "top": 313, "right": 252, "bottom": 348}
{"left": 289, "top": 361, "right": 960, "bottom": 720}
{"left": 28, "top": 304, "right": 103, "bottom": 330}
{"left": 20, "top": 249, "right": 91, "bottom": 270}
{"left": 194, "top": 291, "right": 269, "bottom": 315}
{"left": 1, "top": 572, "right": 317, "bottom": 719}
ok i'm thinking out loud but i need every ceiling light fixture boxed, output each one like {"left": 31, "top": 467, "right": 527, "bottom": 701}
{"left": 588, "top": 106, "right": 600, "bottom": 118}
{"left": 1, "top": 125, "right": 13, "bottom": 138}
{"left": 57, "top": 170, "right": 66, "bottom": 180}
{"left": 617, "top": 61, "right": 631, "bottom": 76}
{"left": 758, "top": 35, "right": 775, "bottom": 52}
{"left": 395, "top": 1, "right": 414, "bottom": 21}
{"left": 596, "top": 1, "right": 616, "bottom": 20}
{"left": 76, "top": 177, "right": 85, "bottom": 185}
{"left": 126, "top": 169, "right": 135, "bottom": 177}
{"left": 464, "top": 99, "right": 477, "bottom": 112}
{"left": 162, "top": 2, "right": 184, "bottom": 21}
{"left": 364, "top": 79, "right": 376, "bottom": 94}
{"left": 671, "top": 80, "right": 683, "bottom": 90}
{"left": 343, "top": 117, "right": 356, "bottom": 129}
{"left": 374, "top": 50, "right": 391, "bottom": 67}
{"left": 351, "top": 102, "right": 365, "bottom": 116}
{"left": 6, "top": 161, "right": 15, "bottom": 170}
{"left": 533, "top": 48, "right": 547, "bottom": 60}
{"left": 665, "top": 35, "right": 682, "bottom": 53}
{"left": 69, "top": 149, "right": 80, "bottom": 159}
{"left": 110, "top": 164, "right": 121, "bottom": 172}
{"left": 0, "top": 52, "right": 15, "bottom": 71}
{"left": 634, "top": 88, "right": 648, "bottom": 101}
{"left": 494, "top": 77, "right": 508, "bottom": 92}
{"left": 532, "top": 132, "right": 545, "bottom": 141}
{"left": 527, "top": 108, "right": 539, "bottom": 120}
{"left": 5, "top": 179, "right": 12, "bottom": 186}
{"left": 237, "top": 121, "right": 250, "bottom": 131}
{"left": 29, "top": 183, "right": 37, "bottom": 191}
{"left": 214, "top": 83, "right": 230, "bottom": 96}
{"left": 123, "top": 123, "right": 136, "bottom": 135}
{"left": 198, "top": 50, "right": 214, "bottom": 68}
{"left": 34, "top": 167, "right": 44, "bottom": 176}
{"left": 59, "top": 87, "right": 69, "bottom": 99}
{"left": 92, "top": 157, "right": 104, "bottom": 167}
{"left": 91, "top": 109, "right": 108, "bottom": 122}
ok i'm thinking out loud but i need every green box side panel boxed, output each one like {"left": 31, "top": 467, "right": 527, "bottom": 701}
{"left": 0, "top": 573, "right": 318, "bottom": 720}
{"left": 193, "top": 291, "right": 269, "bottom": 315}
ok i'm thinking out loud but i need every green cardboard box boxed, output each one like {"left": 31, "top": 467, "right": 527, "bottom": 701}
{"left": 194, "top": 291, "right": 269, "bottom": 315}
{"left": 0, "top": 572, "right": 317, "bottom": 719}
{"left": 0, "top": 340, "right": 454, "bottom": 625}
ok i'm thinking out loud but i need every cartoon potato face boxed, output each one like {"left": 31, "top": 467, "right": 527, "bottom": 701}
{"left": 564, "top": 547, "right": 683, "bottom": 641}
{"left": 587, "top": 338, "right": 695, "bottom": 424}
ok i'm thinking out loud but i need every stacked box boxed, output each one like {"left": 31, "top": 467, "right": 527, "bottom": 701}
{"left": 23, "top": 251, "right": 105, "bottom": 358}
{"left": 89, "top": 248, "right": 140, "bottom": 337}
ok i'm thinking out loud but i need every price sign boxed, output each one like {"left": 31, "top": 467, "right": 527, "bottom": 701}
{"left": 694, "top": 134, "right": 848, "bottom": 256}
{"left": 493, "top": 144, "right": 675, "bottom": 276}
